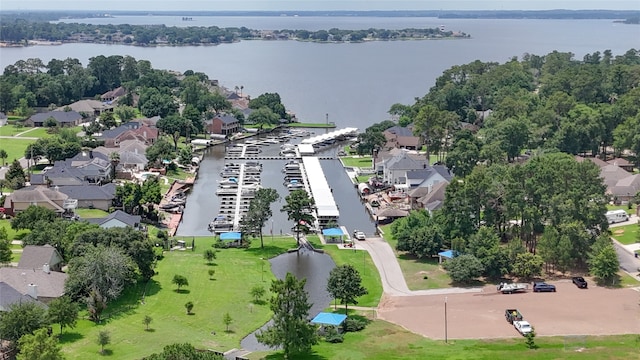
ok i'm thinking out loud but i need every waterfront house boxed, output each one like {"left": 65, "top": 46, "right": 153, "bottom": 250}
{"left": 206, "top": 114, "right": 240, "bottom": 135}
{"left": 383, "top": 125, "right": 422, "bottom": 150}
{"left": 411, "top": 181, "right": 449, "bottom": 213}
{"left": 57, "top": 183, "right": 116, "bottom": 211}
{"left": 379, "top": 150, "right": 429, "bottom": 187}
{"left": 406, "top": 165, "right": 452, "bottom": 188}
{"left": 25, "top": 111, "right": 83, "bottom": 127}
{"left": 18, "top": 244, "right": 64, "bottom": 272}
{"left": 86, "top": 210, "right": 142, "bottom": 230}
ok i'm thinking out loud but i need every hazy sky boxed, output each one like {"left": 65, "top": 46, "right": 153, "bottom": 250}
{"left": 2, "top": 0, "right": 640, "bottom": 11}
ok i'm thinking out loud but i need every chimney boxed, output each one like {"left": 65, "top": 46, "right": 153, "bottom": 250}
{"left": 43, "top": 263, "right": 50, "bottom": 274}
{"left": 27, "top": 284, "right": 38, "bottom": 299}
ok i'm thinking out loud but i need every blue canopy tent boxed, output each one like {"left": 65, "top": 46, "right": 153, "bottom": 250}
{"left": 322, "top": 228, "right": 345, "bottom": 243}
{"left": 311, "top": 312, "right": 347, "bottom": 327}
{"left": 219, "top": 232, "right": 242, "bottom": 241}
{"left": 438, "top": 250, "right": 459, "bottom": 264}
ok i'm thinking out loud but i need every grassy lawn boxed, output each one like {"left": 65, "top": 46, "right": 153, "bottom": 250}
{"left": 165, "top": 167, "right": 194, "bottom": 181}
{"left": 306, "top": 235, "right": 382, "bottom": 308}
{"left": 75, "top": 208, "right": 110, "bottom": 219}
{"left": 249, "top": 320, "right": 640, "bottom": 360}
{"left": 610, "top": 224, "right": 639, "bottom": 245}
{"left": 0, "top": 125, "right": 25, "bottom": 136}
{"left": 617, "top": 271, "right": 640, "bottom": 287}
{"left": 355, "top": 175, "right": 372, "bottom": 183}
{"left": 16, "top": 127, "right": 55, "bottom": 138}
{"left": 61, "top": 235, "right": 297, "bottom": 359}
{"left": 379, "top": 224, "right": 453, "bottom": 290}
{"left": 607, "top": 204, "right": 636, "bottom": 215}
{"left": 340, "top": 156, "right": 373, "bottom": 168}
{"left": 0, "top": 137, "right": 36, "bottom": 162}
{"left": 0, "top": 219, "right": 30, "bottom": 241}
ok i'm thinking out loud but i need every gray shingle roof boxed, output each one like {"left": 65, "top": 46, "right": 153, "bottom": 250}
{"left": 0, "top": 282, "right": 39, "bottom": 311}
{"left": 215, "top": 114, "right": 239, "bottom": 124}
{"left": 30, "top": 111, "right": 82, "bottom": 123}
{"left": 385, "top": 152, "right": 428, "bottom": 170}
{"left": 385, "top": 126, "right": 414, "bottom": 137}
{"left": 57, "top": 183, "right": 116, "bottom": 201}
{"left": 86, "top": 210, "right": 141, "bottom": 228}
{"left": 0, "top": 267, "right": 68, "bottom": 299}
{"left": 17, "top": 245, "right": 62, "bottom": 270}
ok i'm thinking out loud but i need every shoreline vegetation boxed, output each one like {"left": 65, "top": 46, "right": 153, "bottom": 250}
{"left": 0, "top": 23, "right": 469, "bottom": 48}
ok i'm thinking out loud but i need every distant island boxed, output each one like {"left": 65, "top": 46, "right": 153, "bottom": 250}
{"left": 0, "top": 19, "right": 469, "bottom": 47}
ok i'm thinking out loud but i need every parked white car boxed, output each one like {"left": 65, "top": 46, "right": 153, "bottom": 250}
{"left": 353, "top": 230, "right": 366, "bottom": 241}
{"left": 513, "top": 320, "right": 532, "bottom": 335}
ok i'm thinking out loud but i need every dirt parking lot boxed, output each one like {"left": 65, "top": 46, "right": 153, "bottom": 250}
{"left": 377, "top": 280, "right": 640, "bottom": 339}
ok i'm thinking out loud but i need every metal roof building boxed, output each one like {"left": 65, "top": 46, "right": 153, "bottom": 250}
{"left": 302, "top": 157, "right": 339, "bottom": 225}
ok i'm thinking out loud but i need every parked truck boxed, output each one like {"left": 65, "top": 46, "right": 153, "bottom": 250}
{"left": 505, "top": 309, "right": 524, "bottom": 324}
{"left": 497, "top": 282, "right": 529, "bottom": 294}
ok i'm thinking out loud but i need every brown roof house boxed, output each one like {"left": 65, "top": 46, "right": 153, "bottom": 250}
{"left": 56, "top": 99, "right": 113, "bottom": 116}
{"left": 0, "top": 266, "right": 68, "bottom": 304}
{"left": 3, "top": 187, "right": 68, "bottom": 216}
{"left": 18, "top": 244, "right": 64, "bottom": 272}
{"left": 383, "top": 125, "right": 422, "bottom": 150}
{"left": 411, "top": 181, "right": 449, "bottom": 213}
{"left": 607, "top": 157, "right": 635, "bottom": 172}
{"left": 608, "top": 174, "right": 640, "bottom": 204}
{"left": 101, "top": 86, "right": 126, "bottom": 103}
{"left": 25, "top": 111, "right": 83, "bottom": 127}
{"left": 206, "top": 114, "right": 240, "bottom": 135}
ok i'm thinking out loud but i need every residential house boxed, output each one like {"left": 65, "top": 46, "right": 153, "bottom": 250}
{"left": 600, "top": 164, "right": 631, "bottom": 188}
{"left": 0, "top": 266, "right": 68, "bottom": 304}
{"left": 379, "top": 150, "right": 429, "bottom": 187}
{"left": 25, "top": 111, "right": 83, "bottom": 127}
{"left": 0, "top": 281, "right": 41, "bottom": 311}
{"left": 575, "top": 155, "right": 608, "bottom": 168}
{"left": 17, "top": 244, "right": 64, "bottom": 272}
{"left": 94, "top": 139, "right": 149, "bottom": 171}
{"left": 608, "top": 174, "right": 640, "bottom": 203}
{"left": 99, "top": 123, "right": 157, "bottom": 147}
{"left": 607, "top": 158, "right": 635, "bottom": 172}
{"left": 406, "top": 165, "right": 452, "bottom": 188}
{"left": 55, "top": 99, "right": 113, "bottom": 116}
{"left": 206, "top": 114, "right": 240, "bottom": 135}
{"left": 86, "top": 210, "right": 141, "bottom": 230}
{"left": 3, "top": 186, "right": 68, "bottom": 216}
{"left": 383, "top": 125, "right": 422, "bottom": 150}
{"left": 101, "top": 86, "right": 126, "bottom": 102}
{"left": 57, "top": 183, "right": 116, "bottom": 211}
{"left": 411, "top": 181, "right": 449, "bottom": 213}
{"left": 31, "top": 151, "right": 112, "bottom": 186}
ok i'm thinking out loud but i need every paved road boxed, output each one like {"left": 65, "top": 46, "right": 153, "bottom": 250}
{"left": 358, "top": 236, "right": 482, "bottom": 297}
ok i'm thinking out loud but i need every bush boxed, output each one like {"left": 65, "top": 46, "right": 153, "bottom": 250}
{"left": 324, "top": 326, "right": 344, "bottom": 343}
{"left": 342, "top": 317, "right": 368, "bottom": 332}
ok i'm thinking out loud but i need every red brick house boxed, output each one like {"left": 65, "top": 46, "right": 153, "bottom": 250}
{"left": 206, "top": 114, "right": 240, "bottom": 135}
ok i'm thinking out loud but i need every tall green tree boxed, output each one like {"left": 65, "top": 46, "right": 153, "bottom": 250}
{"left": 0, "top": 302, "right": 48, "bottom": 343}
{"left": 11, "top": 205, "right": 57, "bottom": 231}
{"left": 281, "top": 190, "right": 316, "bottom": 246}
{"left": 47, "top": 296, "right": 80, "bottom": 335}
{"left": 326, "top": 264, "right": 368, "bottom": 312}
{"left": 157, "top": 114, "right": 188, "bottom": 150}
{"left": 443, "top": 254, "right": 484, "bottom": 284}
{"left": 17, "top": 328, "right": 65, "bottom": 360}
{"left": 0, "top": 227, "right": 12, "bottom": 264}
{"left": 256, "top": 273, "right": 318, "bottom": 358}
{"left": 0, "top": 148, "right": 7, "bottom": 166}
{"left": 511, "top": 252, "right": 544, "bottom": 280}
{"left": 588, "top": 236, "right": 620, "bottom": 285}
{"left": 466, "top": 226, "right": 509, "bottom": 278}
{"left": 240, "top": 188, "right": 279, "bottom": 248}
{"left": 97, "top": 330, "right": 111, "bottom": 355}
{"left": 5, "top": 159, "right": 26, "bottom": 190}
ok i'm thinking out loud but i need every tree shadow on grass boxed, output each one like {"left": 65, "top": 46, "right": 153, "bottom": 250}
{"left": 174, "top": 289, "right": 191, "bottom": 294}
{"left": 224, "top": 329, "right": 235, "bottom": 334}
{"left": 58, "top": 332, "right": 83, "bottom": 344}
{"left": 206, "top": 262, "right": 218, "bottom": 266}
{"left": 144, "top": 328, "right": 156, "bottom": 333}
{"left": 99, "top": 349, "right": 114, "bottom": 356}
{"left": 251, "top": 299, "right": 266, "bottom": 306}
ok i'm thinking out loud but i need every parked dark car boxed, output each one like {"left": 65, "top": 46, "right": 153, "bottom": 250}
{"left": 572, "top": 276, "right": 588, "bottom": 289}
{"left": 533, "top": 282, "right": 556, "bottom": 292}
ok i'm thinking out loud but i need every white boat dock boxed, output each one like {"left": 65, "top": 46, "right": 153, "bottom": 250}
{"left": 301, "top": 157, "right": 339, "bottom": 227}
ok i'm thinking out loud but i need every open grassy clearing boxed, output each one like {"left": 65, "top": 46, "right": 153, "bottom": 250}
{"left": 340, "top": 156, "right": 373, "bottom": 168}
{"left": 248, "top": 319, "right": 640, "bottom": 360}
{"left": 0, "top": 137, "right": 36, "bottom": 163}
{"left": 379, "top": 224, "right": 453, "bottom": 290}
{"left": 610, "top": 224, "right": 639, "bottom": 245}
{"left": 0, "top": 219, "right": 30, "bottom": 241}
{"left": 306, "top": 235, "right": 382, "bottom": 308}
{"left": 61, "top": 235, "right": 298, "bottom": 359}
{"left": 0, "top": 125, "right": 26, "bottom": 136}
{"left": 74, "top": 208, "right": 110, "bottom": 219}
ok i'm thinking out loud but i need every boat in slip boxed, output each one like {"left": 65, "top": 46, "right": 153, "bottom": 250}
{"left": 208, "top": 215, "right": 234, "bottom": 232}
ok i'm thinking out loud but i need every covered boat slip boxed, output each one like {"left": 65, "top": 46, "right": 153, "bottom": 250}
{"left": 302, "top": 157, "right": 339, "bottom": 227}
{"left": 300, "top": 127, "right": 358, "bottom": 145}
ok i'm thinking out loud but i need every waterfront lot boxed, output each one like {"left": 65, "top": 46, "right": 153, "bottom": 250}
{"left": 377, "top": 280, "right": 640, "bottom": 340}
{"left": 61, "top": 236, "right": 295, "bottom": 359}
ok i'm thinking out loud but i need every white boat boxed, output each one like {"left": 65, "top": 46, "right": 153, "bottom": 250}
{"left": 219, "top": 178, "right": 238, "bottom": 185}
{"left": 288, "top": 182, "right": 304, "bottom": 190}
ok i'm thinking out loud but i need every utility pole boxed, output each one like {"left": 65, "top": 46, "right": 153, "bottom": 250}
{"left": 444, "top": 296, "right": 448, "bottom": 343}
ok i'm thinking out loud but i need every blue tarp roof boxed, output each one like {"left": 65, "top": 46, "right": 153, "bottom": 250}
{"left": 220, "top": 232, "right": 241, "bottom": 241}
{"left": 311, "top": 312, "right": 347, "bottom": 326}
{"left": 322, "top": 228, "right": 344, "bottom": 236}
{"left": 438, "top": 250, "right": 459, "bottom": 259}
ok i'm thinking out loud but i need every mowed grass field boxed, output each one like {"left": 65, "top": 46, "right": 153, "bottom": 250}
{"left": 0, "top": 138, "right": 36, "bottom": 163}
{"left": 306, "top": 235, "right": 382, "bottom": 308}
{"left": 379, "top": 224, "right": 453, "bottom": 290}
{"left": 611, "top": 224, "right": 639, "bottom": 245}
{"left": 247, "top": 319, "right": 640, "bottom": 360}
{"left": 61, "top": 236, "right": 298, "bottom": 359}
